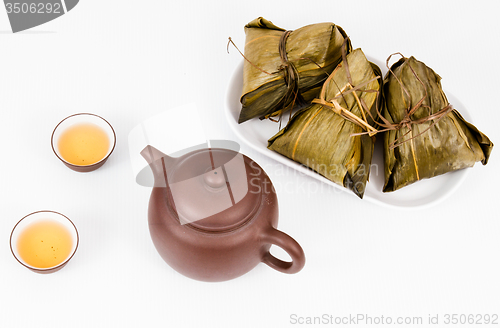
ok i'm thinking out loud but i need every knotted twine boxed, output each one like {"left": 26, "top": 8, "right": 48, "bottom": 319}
{"left": 311, "top": 42, "right": 454, "bottom": 149}
{"left": 311, "top": 38, "right": 380, "bottom": 136}
{"left": 274, "top": 30, "right": 307, "bottom": 119}
{"left": 228, "top": 35, "right": 453, "bottom": 150}
{"left": 227, "top": 30, "right": 313, "bottom": 122}
{"left": 374, "top": 53, "right": 453, "bottom": 149}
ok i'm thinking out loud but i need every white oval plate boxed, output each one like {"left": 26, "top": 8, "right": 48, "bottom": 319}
{"left": 225, "top": 62, "right": 470, "bottom": 210}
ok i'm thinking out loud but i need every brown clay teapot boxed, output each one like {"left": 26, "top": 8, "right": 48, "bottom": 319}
{"left": 140, "top": 144, "right": 305, "bottom": 282}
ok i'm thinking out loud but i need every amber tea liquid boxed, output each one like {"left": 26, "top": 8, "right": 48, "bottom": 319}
{"left": 58, "top": 123, "right": 110, "bottom": 165}
{"left": 17, "top": 219, "right": 73, "bottom": 268}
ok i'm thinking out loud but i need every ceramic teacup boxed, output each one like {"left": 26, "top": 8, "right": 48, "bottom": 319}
{"left": 51, "top": 113, "right": 116, "bottom": 172}
{"left": 10, "top": 211, "right": 79, "bottom": 274}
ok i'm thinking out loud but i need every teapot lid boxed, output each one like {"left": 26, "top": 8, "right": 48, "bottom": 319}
{"left": 164, "top": 148, "right": 264, "bottom": 232}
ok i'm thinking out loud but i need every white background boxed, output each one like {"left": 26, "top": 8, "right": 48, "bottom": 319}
{"left": 1, "top": 1, "right": 499, "bottom": 327}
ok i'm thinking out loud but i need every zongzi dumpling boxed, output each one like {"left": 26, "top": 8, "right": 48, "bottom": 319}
{"left": 239, "top": 17, "right": 351, "bottom": 123}
{"left": 268, "top": 48, "right": 381, "bottom": 198}
{"left": 382, "top": 55, "right": 493, "bottom": 192}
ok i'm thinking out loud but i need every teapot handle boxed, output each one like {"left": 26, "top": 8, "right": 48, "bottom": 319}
{"left": 261, "top": 228, "right": 305, "bottom": 274}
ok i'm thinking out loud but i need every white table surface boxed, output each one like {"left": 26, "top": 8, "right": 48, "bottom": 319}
{"left": 1, "top": 1, "right": 499, "bottom": 327}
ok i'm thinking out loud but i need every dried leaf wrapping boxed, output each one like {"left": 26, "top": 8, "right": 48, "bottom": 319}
{"left": 268, "top": 49, "right": 381, "bottom": 198}
{"left": 239, "top": 17, "right": 351, "bottom": 123}
{"left": 383, "top": 56, "right": 493, "bottom": 192}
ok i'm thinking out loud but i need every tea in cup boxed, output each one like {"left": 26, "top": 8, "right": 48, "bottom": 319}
{"left": 52, "top": 113, "right": 116, "bottom": 172}
{"left": 10, "top": 211, "right": 79, "bottom": 274}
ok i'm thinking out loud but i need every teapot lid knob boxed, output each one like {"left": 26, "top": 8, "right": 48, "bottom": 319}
{"left": 203, "top": 168, "right": 227, "bottom": 190}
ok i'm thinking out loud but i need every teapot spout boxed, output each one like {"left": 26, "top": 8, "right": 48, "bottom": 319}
{"left": 140, "top": 145, "right": 174, "bottom": 187}
{"left": 141, "top": 145, "right": 167, "bottom": 164}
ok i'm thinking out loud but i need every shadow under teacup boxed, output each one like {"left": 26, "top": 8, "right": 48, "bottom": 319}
{"left": 51, "top": 113, "right": 116, "bottom": 172}
{"left": 10, "top": 211, "right": 79, "bottom": 274}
